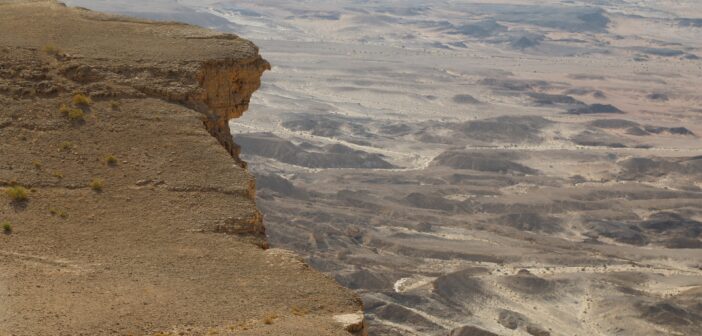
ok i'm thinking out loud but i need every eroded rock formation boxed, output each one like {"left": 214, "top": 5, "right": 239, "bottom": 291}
{"left": 0, "top": 1, "right": 365, "bottom": 335}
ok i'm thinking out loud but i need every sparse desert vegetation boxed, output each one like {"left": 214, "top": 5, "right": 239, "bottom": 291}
{"left": 49, "top": 208, "right": 68, "bottom": 218}
{"left": 3, "top": 222, "right": 12, "bottom": 234}
{"left": 5, "top": 186, "right": 29, "bottom": 202}
{"left": 90, "top": 178, "right": 104, "bottom": 191}
{"left": 59, "top": 104, "right": 71, "bottom": 115}
{"left": 72, "top": 93, "right": 92, "bottom": 107}
{"left": 59, "top": 141, "right": 73, "bottom": 151}
{"left": 42, "top": 44, "right": 60, "bottom": 56}
{"left": 60, "top": 104, "right": 85, "bottom": 122}
{"left": 290, "top": 306, "right": 310, "bottom": 316}
{"left": 67, "top": 108, "right": 85, "bottom": 122}
{"left": 105, "top": 155, "right": 118, "bottom": 166}
{"left": 262, "top": 313, "right": 278, "bottom": 325}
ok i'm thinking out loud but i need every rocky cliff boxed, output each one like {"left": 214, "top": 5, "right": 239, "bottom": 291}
{"left": 0, "top": 1, "right": 365, "bottom": 335}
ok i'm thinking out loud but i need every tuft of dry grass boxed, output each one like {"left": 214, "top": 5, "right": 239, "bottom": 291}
{"left": 262, "top": 313, "right": 278, "bottom": 325}
{"left": 49, "top": 208, "right": 68, "bottom": 218}
{"left": 60, "top": 104, "right": 85, "bottom": 122}
{"left": 59, "top": 104, "right": 71, "bottom": 116}
{"left": 2, "top": 222, "right": 11, "bottom": 234}
{"left": 90, "top": 178, "right": 104, "bottom": 192}
{"left": 67, "top": 108, "right": 85, "bottom": 122}
{"left": 72, "top": 93, "right": 92, "bottom": 107}
{"left": 43, "top": 44, "right": 61, "bottom": 56}
{"left": 5, "top": 186, "right": 28, "bottom": 202}
{"left": 59, "top": 141, "right": 73, "bottom": 151}
{"left": 291, "top": 306, "right": 310, "bottom": 316}
{"left": 110, "top": 101, "right": 121, "bottom": 110}
{"left": 105, "top": 155, "right": 118, "bottom": 166}
{"left": 52, "top": 171, "right": 64, "bottom": 179}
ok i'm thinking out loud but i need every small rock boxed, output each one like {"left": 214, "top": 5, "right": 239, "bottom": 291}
{"left": 333, "top": 312, "right": 365, "bottom": 333}
{"left": 135, "top": 179, "right": 151, "bottom": 186}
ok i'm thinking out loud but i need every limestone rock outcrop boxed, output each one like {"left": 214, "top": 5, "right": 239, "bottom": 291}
{"left": 0, "top": 1, "right": 365, "bottom": 335}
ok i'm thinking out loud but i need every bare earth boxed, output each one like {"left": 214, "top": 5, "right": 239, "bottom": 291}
{"left": 0, "top": 1, "right": 364, "bottom": 335}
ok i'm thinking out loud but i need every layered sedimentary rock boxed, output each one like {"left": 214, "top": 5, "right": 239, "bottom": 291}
{"left": 0, "top": 1, "right": 365, "bottom": 335}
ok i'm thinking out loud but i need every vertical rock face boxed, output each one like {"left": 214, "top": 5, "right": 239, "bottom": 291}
{"left": 196, "top": 57, "right": 271, "bottom": 167}
{"left": 0, "top": 1, "right": 365, "bottom": 335}
{"left": 119, "top": 48, "right": 272, "bottom": 169}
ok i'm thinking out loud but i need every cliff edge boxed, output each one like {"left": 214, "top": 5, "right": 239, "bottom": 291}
{"left": 0, "top": 1, "right": 365, "bottom": 335}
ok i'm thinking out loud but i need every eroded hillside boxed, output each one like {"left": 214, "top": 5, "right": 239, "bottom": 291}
{"left": 0, "top": 1, "right": 364, "bottom": 335}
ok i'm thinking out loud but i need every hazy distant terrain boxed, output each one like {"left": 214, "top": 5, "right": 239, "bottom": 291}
{"left": 66, "top": 1, "right": 702, "bottom": 335}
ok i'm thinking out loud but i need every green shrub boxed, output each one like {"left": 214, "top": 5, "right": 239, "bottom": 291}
{"left": 2, "top": 222, "right": 11, "bottom": 234}
{"left": 59, "top": 141, "right": 73, "bottom": 151}
{"left": 105, "top": 155, "right": 118, "bottom": 166}
{"left": 90, "top": 178, "right": 104, "bottom": 192}
{"left": 72, "top": 93, "right": 92, "bottom": 107}
{"left": 43, "top": 44, "right": 61, "bottom": 56}
{"left": 49, "top": 208, "right": 68, "bottom": 218}
{"left": 67, "top": 108, "right": 85, "bottom": 122}
{"left": 59, "top": 104, "right": 71, "bottom": 116}
{"left": 60, "top": 103, "right": 85, "bottom": 122}
{"left": 5, "top": 186, "right": 28, "bottom": 202}
{"left": 291, "top": 306, "right": 310, "bottom": 316}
